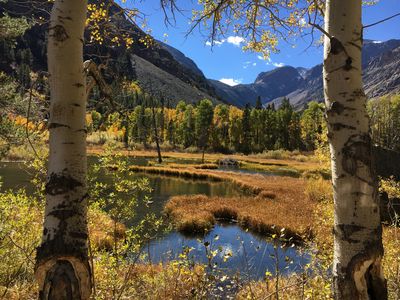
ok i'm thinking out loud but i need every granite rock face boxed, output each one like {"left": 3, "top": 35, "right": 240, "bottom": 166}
{"left": 209, "top": 40, "right": 400, "bottom": 109}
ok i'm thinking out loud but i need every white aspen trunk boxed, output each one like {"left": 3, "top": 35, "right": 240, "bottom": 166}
{"left": 323, "top": 0, "right": 387, "bottom": 299}
{"left": 35, "top": 1, "right": 91, "bottom": 299}
{"left": 152, "top": 105, "right": 163, "bottom": 163}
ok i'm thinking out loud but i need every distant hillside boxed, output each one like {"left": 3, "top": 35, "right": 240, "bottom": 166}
{"left": 0, "top": 0, "right": 221, "bottom": 106}
{"left": 209, "top": 39, "right": 400, "bottom": 109}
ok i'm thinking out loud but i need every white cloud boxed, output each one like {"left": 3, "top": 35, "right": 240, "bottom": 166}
{"left": 205, "top": 39, "right": 225, "bottom": 47}
{"left": 219, "top": 78, "right": 242, "bottom": 86}
{"left": 273, "top": 62, "right": 285, "bottom": 67}
{"left": 243, "top": 61, "right": 256, "bottom": 69}
{"left": 257, "top": 55, "right": 271, "bottom": 62}
{"left": 372, "top": 40, "right": 382, "bottom": 44}
{"left": 257, "top": 53, "right": 284, "bottom": 67}
{"left": 226, "top": 36, "right": 245, "bottom": 46}
{"left": 205, "top": 36, "right": 244, "bottom": 47}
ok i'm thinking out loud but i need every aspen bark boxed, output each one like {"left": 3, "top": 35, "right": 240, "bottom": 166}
{"left": 35, "top": 1, "right": 91, "bottom": 299}
{"left": 151, "top": 105, "right": 163, "bottom": 163}
{"left": 323, "top": 0, "right": 387, "bottom": 299}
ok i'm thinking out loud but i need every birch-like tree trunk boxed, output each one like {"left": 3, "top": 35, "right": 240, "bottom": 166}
{"left": 35, "top": 0, "right": 91, "bottom": 299}
{"left": 151, "top": 105, "right": 163, "bottom": 163}
{"left": 323, "top": 0, "right": 387, "bottom": 299}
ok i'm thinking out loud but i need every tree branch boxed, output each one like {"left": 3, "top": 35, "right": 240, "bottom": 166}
{"left": 363, "top": 12, "right": 400, "bottom": 29}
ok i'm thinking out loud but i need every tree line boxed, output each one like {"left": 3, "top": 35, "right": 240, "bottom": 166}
{"left": 91, "top": 96, "right": 326, "bottom": 155}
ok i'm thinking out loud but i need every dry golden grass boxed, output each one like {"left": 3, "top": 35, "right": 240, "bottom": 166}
{"left": 125, "top": 165, "right": 225, "bottom": 182}
{"left": 88, "top": 208, "right": 126, "bottom": 251}
{"left": 383, "top": 226, "right": 400, "bottom": 298}
{"left": 88, "top": 147, "right": 323, "bottom": 174}
{"left": 124, "top": 164, "right": 310, "bottom": 196}
{"left": 165, "top": 162, "right": 219, "bottom": 170}
{"left": 305, "top": 177, "right": 333, "bottom": 202}
{"left": 165, "top": 175, "right": 314, "bottom": 242}
{"left": 236, "top": 275, "right": 308, "bottom": 300}
{"left": 94, "top": 261, "right": 207, "bottom": 300}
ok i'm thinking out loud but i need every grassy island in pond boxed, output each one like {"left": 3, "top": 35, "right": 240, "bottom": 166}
{"left": 163, "top": 174, "right": 315, "bottom": 242}
{"left": 165, "top": 193, "right": 313, "bottom": 242}
{"left": 103, "top": 149, "right": 325, "bottom": 242}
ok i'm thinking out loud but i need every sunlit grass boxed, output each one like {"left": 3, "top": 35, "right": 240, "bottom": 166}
{"left": 88, "top": 147, "right": 324, "bottom": 175}
{"left": 165, "top": 175, "right": 314, "bottom": 243}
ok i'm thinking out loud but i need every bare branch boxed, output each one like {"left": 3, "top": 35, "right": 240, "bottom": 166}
{"left": 308, "top": 21, "right": 331, "bottom": 39}
{"left": 363, "top": 12, "right": 400, "bottom": 29}
{"left": 84, "top": 60, "right": 112, "bottom": 98}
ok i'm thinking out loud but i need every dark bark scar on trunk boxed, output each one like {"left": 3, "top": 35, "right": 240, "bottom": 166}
{"left": 329, "top": 37, "right": 345, "bottom": 55}
{"left": 331, "top": 123, "right": 356, "bottom": 131}
{"left": 342, "top": 134, "right": 373, "bottom": 184}
{"left": 334, "top": 224, "right": 363, "bottom": 243}
{"left": 75, "top": 128, "right": 87, "bottom": 134}
{"left": 328, "top": 102, "right": 345, "bottom": 115}
{"left": 49, "top": 25, "right": 69, "bottom": 42}
{"left": 327, "top": 102, "right": 357, "bottom": 116}
{"left": 73, "top": 83, "right": 84, "bottom": 88}
{"left": 45, "top": 173, "right": 83, "bottom": 196}
{"left": 40, "top": 260, "right": 81, "bottom": 300}
{"left": 344, "top": 57, "right": 353, "bottom": 71}
{"left": 344, "top": 227, "right": 387, "bottom": 300}
{"left": 49, "top": 123, "right": 71, "bottom": 129}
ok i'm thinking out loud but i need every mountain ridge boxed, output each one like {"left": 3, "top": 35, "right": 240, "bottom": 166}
{"left": 207, "top": 39, "right": 400, "bottom": 108}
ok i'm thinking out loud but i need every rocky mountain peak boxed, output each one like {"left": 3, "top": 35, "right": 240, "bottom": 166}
{"left": 209, "top": 39, "right": 400, "bottom": 108}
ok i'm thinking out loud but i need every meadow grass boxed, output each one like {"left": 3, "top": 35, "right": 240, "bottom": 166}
{"left": 163, "top": 162, "right": 219, "bottom": 170}
{"left": 165, "top": 194, "right": 313, "bottom": 243}
{"left": 3, "top": 143, "right": 48, "bottom": 162}
{"left": 88, "top": 147, "right": 324, "bottom": 175}
{"left": 164, "top": 173, "right": 314, "bottom": 243}
{"left": 123, "top": 164, "right": 310, "bottom": 197}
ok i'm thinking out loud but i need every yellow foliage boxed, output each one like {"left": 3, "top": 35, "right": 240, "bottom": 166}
{"left": 380, "top": 176, "right": 400, "bottom": 199}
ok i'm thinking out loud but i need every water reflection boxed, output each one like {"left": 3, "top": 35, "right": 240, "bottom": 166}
{"left": 147, "top": 224, "right": 310, "bottom": 279}
{"left": 0, "top": 160, "right": 310, "bottom": 279}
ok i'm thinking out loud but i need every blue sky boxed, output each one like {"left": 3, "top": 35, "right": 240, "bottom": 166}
{"left": 119, "top": 0, "right": 400, "bottom": 85}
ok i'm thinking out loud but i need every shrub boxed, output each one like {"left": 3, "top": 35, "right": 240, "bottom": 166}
{"left": 380, "top": 176, "right": 400, "bottom": 199}
{"left": 0, "top": 190, "right": 42, "bottom": 298}
{"left": 305, "top": 178, "right": 332, "bottom": 202}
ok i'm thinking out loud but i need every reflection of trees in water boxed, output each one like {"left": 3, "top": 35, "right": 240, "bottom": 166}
{"left": 147, "top": 224, "right": 310, "bottom": 281}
